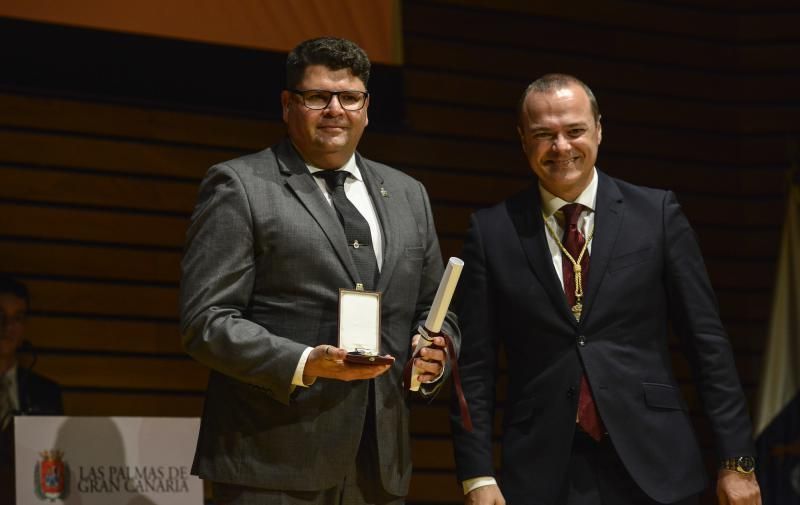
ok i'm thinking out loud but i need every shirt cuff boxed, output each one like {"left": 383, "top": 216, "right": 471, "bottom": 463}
{"left": 291, "top": 347, "right": 316, "bottom": 387}
{"left": 463, "top": 476, "right": 497, "bottom": 495}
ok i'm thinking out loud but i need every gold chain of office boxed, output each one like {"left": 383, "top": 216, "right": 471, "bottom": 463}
{"left": 542, "top": 212, "right": 595, "bottom": 321}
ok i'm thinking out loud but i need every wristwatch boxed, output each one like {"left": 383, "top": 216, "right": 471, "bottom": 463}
{"left": 720, "top": 456, "right": 755, "bottom": 474}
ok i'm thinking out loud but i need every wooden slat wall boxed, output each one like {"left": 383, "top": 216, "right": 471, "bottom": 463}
{"left": 0, "top": 1, "right": 797, "bottom": 503}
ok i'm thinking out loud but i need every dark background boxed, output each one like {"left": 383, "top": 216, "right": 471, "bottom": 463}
{"left": 1, "top": 1, "right": 798, "bottom": 503}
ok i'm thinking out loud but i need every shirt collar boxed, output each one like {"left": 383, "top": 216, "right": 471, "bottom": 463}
{"left": 305, "top": 154, "right": 362, "bottom": 182}
{"left": 539, "top": 168, "right": 598, "bottom": 218}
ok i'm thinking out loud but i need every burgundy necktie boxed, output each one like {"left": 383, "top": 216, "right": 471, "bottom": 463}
{"left": 561, "top": 203, "right": 604, "bottom": 441}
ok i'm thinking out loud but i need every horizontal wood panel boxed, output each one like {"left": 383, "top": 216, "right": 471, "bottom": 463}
{"left": 0, "top": 203, "right": 189, "bottom": 247}
{"left": 705, "top": 259, "right": 778, "bottom": 290}
{"left": 406, "top": 2, "right": 738, "bottom": 69}
{"left": 406, "top": 103, "right": 513, "bottom": 143}
{"left": 422, "top": 0, "right": 791, "bottom": 41}
{"left": 605, "top": 160, "right": 787, "bottom": 198}
{"left": 439, "top": 239, "right": 464, "bottom": 262}
{"left": 25, "top": 279, "right": 179, "bottom": 319}
{"left": 0, "top": 165, "right": 197, "bottom": 213}
{"left": 411, "top": 404, "right": 504, "bottom": 437}
{"left": 0, "top": 93, "right": 280, "bottom": 149}
{"left": 677, "top": 194, "right": 783, "bottom": 228}
{"left": 727, "top": 322, "right": 771, "bottom": 353}
{"left": 695, "top": 226, "right": 781, "bottom": 259}
{"left": 0, "top": 129, "right": 238, "bottom": 179}
{"left": 408, "top": 169, "right": 523, "bottom": 206}
{"left": 410, "top": 404, "right": 452, "bottom": 436}
{"left": 408, "top": 472, "right": 463, "bottom": 503}
{"left": 0, "top": 241, "right": 181, "bottom": 283}
{"left": 33, "top": 354, "right": 208, "bottom": 391}
{"left": 26, "top": 316, "right": 182, "bottom": 354}
{"left": 413, "top": 439, "right": 457, "bottom": 471}
{"left": 737, "top": 11, "right": 800, "bottom": 41}
{"left": 404, "top": 36, "right": 800, "bottom": 104}
{"left": 63, "top": 390, "right": 203, "bottom": 417}
{"left": 406, "top": 69, "right": 522, "bottom": 110}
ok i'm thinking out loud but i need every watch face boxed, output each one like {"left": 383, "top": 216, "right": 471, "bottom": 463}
{"left": 737, "top": 456, "right": 755, "bottom": 473}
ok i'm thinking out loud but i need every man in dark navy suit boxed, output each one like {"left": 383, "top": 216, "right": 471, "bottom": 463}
{"left": 451, "top": 74, "right": 761, "bottom": 505}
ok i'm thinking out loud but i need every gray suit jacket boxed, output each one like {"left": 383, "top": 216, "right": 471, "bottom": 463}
{"left": 180, "top": 139, "right": 458, "bottom": 495}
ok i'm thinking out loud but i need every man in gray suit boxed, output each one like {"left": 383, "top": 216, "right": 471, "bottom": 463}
{"left": 180, "top": 37, "right": 458, "bottom": 505}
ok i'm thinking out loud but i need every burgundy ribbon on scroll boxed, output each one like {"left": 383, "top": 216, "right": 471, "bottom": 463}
{"left": 403, "top": 326, "right": 473, "bottom": 432}
{"left": 402, "top": 257, "right": 472, "bottom": 432}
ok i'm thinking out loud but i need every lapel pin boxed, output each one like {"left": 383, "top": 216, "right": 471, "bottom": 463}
{"left": 380, "top": 187, "right": 389, "bottom": 197}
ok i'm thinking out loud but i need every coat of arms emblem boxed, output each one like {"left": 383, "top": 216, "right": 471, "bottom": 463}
{"left": 34, "top": 449, "right": 69, "bottom": 501}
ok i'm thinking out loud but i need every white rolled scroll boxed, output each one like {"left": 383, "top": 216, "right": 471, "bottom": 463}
{"left": 409, "top": 257, "right": 464, "bottom": 391}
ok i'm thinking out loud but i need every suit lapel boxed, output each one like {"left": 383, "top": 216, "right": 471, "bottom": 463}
{"left": 276, "top": 140, "right": 361, "bottom": 286}
{"left": 582, "top": 172, "right": 625, "bottom": 322}
{"left": 507, "top": 185, "right": 575, "bottom": 321}
{"left": 357, "top": 155, "right": 398, "bottom": 292}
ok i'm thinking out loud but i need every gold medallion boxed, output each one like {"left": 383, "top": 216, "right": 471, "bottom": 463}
{"left": 571, "top": 302, "right": 582, "bottom": 321}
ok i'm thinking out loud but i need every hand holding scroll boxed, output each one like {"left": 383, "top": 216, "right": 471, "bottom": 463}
{"left": 410, "top": 333, "right": 447, "bottom": 384}
{"left": 408, "top": 257, "right": 464, "bottom": 391}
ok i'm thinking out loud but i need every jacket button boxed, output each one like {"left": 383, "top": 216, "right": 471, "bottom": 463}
{"left": 577, "top": 335, "right": 586, "bottom": 347}
{"left": 567, "top": 387, "right": 576, "bottom": 398}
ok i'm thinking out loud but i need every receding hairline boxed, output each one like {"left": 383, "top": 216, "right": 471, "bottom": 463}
{"left": 517, "top": 74, "right": 600, "bottom": 126}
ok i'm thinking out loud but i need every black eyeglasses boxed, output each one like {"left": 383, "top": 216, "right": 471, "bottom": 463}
{"left": 289, "top": 89, "right": 369, "bottom": 111}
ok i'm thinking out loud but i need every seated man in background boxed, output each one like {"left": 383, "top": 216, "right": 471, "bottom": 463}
{"left": 0, "top": 274, "right": 63, "bottom": 505}
{"left": 0, "top": 274, "right": 63, "bottom": 424}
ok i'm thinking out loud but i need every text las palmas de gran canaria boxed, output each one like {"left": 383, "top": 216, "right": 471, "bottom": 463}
{"left": 77, "top": 465, "right": 192, "bottom": 493}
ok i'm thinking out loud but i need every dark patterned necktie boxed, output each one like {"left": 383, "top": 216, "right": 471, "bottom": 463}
{"left": 561, "top": 203, "right": 604, "bottom": 441}
{"left": 316, "top": 170, "right": 378, "bottom": 291}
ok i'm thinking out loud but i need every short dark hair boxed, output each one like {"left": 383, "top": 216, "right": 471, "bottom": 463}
{"left": 286, "top": 37, "right": 371, "bottom": 90}
{"left": 0, "top": 274, "right": 29, "bottom": 309}
{"left": 518, "top": 73, "right": 600, "bottom": 124}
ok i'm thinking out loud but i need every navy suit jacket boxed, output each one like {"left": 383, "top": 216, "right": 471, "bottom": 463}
{"left": 17, "top": 368, "right": 63, "bottom": 416}
{"left": 451, "top": 172, "right": 754, "bottom": 504}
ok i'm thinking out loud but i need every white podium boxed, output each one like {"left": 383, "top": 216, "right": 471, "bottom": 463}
{"left": 13, "top": 416, "right": 202, "bottom": 505}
